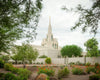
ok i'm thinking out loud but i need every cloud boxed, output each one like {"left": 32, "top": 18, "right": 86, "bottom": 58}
{"left": 32, "top": 0, "right": 100, "bottom": 51}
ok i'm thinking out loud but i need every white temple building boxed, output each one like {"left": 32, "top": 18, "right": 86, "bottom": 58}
{"left": 32, "top": 18, "right": 61, "bottom": 58}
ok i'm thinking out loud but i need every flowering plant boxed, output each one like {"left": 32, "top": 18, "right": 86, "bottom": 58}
{"left": 38, "top": 67, "right": 55, "bottom": 76}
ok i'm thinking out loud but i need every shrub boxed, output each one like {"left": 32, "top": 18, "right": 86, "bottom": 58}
{"left": 86, "top": 62, "right": 91, "bottom": 66}
{"left": 58, "top": 67, "right": 69, "bottom": 79}
{"left": 4, "top": 63, "right": 13, "bottom": 71}
{"left": 89, "top": 74, "right": 100, "bottom": 80}
{"left": 76, "top": 61, "right": 83, "bottom": 65}
{"left": 39, "top": 55, "right": 48, "bottom": 58}
{"left": 17, "top": 68, "right": 31, "bottom": 80}
{"left": 60, "top": 65, "right": 65, "bottom": 69}
{"left": 69, "top": 62, "right": 75, "bottom": 65}
{"left": 38, "top": 67, "right": 55, "bottom": 76}
{"left": 0, "top": 73, "right": 5, "bottom": 80}
{"left": 45, "top": 58, "right": 51, "bottom": 64}
{"left": 4, "top": 73, "right": 18, "bottom": 80}
{"left": 72, "top": 68, "right": 84, "bottom": 75}
{"left": 86, "top": 67, "right": 96, "bottom": 74}
{"left": 0, "top": 58, "right": 5, "bottom": 68}
{"left": 11, "top": 67, "right": 18, "bottom": 74}
{"left": 95, "top": 63, "right": 99, "bottom": 68}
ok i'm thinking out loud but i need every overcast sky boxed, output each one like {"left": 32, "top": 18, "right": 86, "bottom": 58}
{"left": 31, "top": 0, "right": 100, "bottom": 51}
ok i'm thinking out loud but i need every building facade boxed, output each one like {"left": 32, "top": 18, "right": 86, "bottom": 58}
{"left": 32, "top": 18, "right": 61, "bottom": 58}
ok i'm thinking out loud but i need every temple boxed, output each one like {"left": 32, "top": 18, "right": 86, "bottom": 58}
{"left": 32, "top": 17, "right": 61, "bottom": 58}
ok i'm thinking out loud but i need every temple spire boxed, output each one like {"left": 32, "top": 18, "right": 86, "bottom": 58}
{"left": 48, "top": 16, "right": 52, "bottom": 34}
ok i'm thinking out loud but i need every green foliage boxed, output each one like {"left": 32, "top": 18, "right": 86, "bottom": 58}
{"left": 39, "top": 55, "right": 48, "bottom": 58}
{"left": 1, "top": 55, "right": 9, "bottom": 62}
{"left": 17, "top": 68, "right": 31, "bottom": 80}
{"left": 95, "top": 63, "right": 99, "bottom": 68}
{"left": 0, "top": 0, "right": 42, "bottom": 53}
{"left": 61, "top": 45, "right": 82, "bottom": 57}
{"left": 58, "top": 67, "right": 69, "bottom": 79}
{"left": 38, "top": 67, "right": 55, "bottom": 76}
{"left": 45, "top": 58, "right": 51, "bottom": 64}
{"left": 76, "top": 61, "right": 83, "bottom": 65}
{"left": 86, "top": 62, "right": 91, "bottom": 66}
{"left": 4, "top": 73, "right": 18, "bottom": 80}
{"left": 11, "top": 67, "right": 18, "bottom": 74}
{"left": 84, "top": 38, "right": 99, "bottom": 57}
{"left": 11, "top": 44, "right": 39, "bottom": 67}
{"left": 72, "top": 68, "right": 84, "bottom": 75}
{"left": 0, "top": 73, "right": 5, "bottom": 80}
{"left": 89, "top": 74, "right": 100, "bottom": 80}
{"left": 64, "top": 0, "right": 100, "bottom": 35}
{"left": 0, "top": 58, "right": 5, "bottom": 68}
{"left": 4, "top": 63, "right": 13, "bottom": 71}
{"left": 86, "top": 67, "right": 96, "bottom": 74}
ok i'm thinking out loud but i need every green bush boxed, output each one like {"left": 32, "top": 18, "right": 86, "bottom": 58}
{"left": 0, "top": 58, "right": 5, "bottom": 68}
{"left": 4, "top": 73, "right": 18, "bottom": 80}
{"left": 86, "top": 62, "right": 91, "bottom": 66}
{"left": 4, "top": 63, "right": 13, "bottom": 71}
{"left": 69, "top": 62, "right": 75, "bottom": 65}
{"left": 72, "top": 68, "right": 84, "bottom": 75}
{"left": 11, "top": 67, "right": 18, "bottom": 74}
{"left": 95, "top": 63, "right": 99, "bottom": 68}
{"left": 45, "top": 58, "right": 51, "bottom": 64}
{"left": 86, "top": 67, "right": 96, "bottom": 74}
{"left": 17, "top": 68, "right": 31, "bottom": 80}
{"left": 76, "top": 61, "right": 82, "bottom": 65}
{"left": 89, "top": 74, "right": 100, "bottom": 80}
{"left": 39, "top": 55, "right": 48, "bottom": 58}
{"left": 0, "top": 73, "right": 5, "bottom": 80}
{"left": 58, "top": 67, "right": 69, "bottom": 79}
{"left": 38, "top": 67, "right": 55, "bottom": 76}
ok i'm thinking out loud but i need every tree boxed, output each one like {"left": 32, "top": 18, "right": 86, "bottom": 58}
{"left": 0, "top": 55, "right": 9, "bottom": 63}
{"left": 11, "top": 44, "right": 39, "bottom": 68}
{"left": 61, "top": 45, "right": 82, "bottom": 64}
{"left": 84, "top": 38, "right": 99, "bottom": 57}
{"left": 0, "top": 0, "right": 42, "bottom": 53}
{"left": 63, "top": 0, "right": 100, "bottom": 35}
{"left": 61, "top": 45, "right": 82, "bottom": 57}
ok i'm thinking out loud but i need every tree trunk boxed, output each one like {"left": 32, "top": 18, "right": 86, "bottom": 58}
{"left": 23, "top": 60, "right": 26, "bottom": 68}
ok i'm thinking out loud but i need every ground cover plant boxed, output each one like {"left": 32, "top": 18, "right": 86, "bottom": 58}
{"left": 86, "top": 67, "right": 96, "bottom": 74}
{"left": 1, "top": 62, "right": 31, "bottom": 80}
{"left": 72, "top": 67, "right": 85, "bottom": 75}
{"left": 38, "top": 66, "right": 55, "bottom": 77}
{"left": 58, "top": 67, "right": 69, "bottom": 79}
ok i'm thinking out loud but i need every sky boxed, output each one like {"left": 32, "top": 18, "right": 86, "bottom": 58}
{"left": 31, "top": 0, "right": 100, "bottom": 51}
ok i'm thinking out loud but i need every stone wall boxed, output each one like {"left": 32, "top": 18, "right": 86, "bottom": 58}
{"left": 34, "top": 57, "right": 100, "bottom": 65}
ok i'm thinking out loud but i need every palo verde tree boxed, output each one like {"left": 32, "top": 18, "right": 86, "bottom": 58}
{"left": 11, "top": 44, "right": 39, "bottom": 68}
{"left": 84, "top": 38, "right": 99, "bottom": 57}
{"left": 0, "top": 0, "right": 42, "bottom": 53}
{"left": 62, "top": 0, "right": 100, "bottom": 35}
{"left": 61, "top": 45, "right": 82, "bottom": 64}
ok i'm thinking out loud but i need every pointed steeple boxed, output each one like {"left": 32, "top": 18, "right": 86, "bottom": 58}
{"left": 48, "top": 16, "right": 52, "bottom": 34}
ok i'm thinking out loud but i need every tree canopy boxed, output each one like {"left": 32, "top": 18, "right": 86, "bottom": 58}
{"left": 63, "top": 0, "right": 100, "bottom": 35}
{"left": 61, "top": 45, "right": 82, "bottom": 57}
{"left": 11, "top": 44, "right": 39, "bottom": 67}
{"left": 84, "top": 38, "right": 99, "bottom": 57}
{"left": 0, "top": 0, "right": 42, "bottom": 53}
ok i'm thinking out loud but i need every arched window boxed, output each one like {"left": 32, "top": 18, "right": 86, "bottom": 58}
{"left": 55, "top": 44, "right": 56, "bottom": 49}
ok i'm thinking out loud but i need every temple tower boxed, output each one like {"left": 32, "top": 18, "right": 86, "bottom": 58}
{"left": 41, "top": 17, "right": 58, "bottom": 49}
